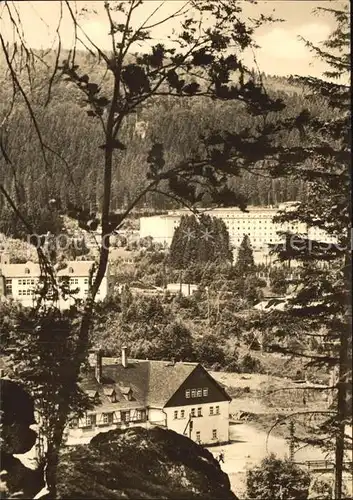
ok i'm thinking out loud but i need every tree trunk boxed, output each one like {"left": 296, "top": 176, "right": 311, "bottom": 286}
{"left": 334, "top": 249, "right": 351, "bottom": 499}
{"left": 45, "top": 415, "right": 67, "bottom": 499}
{"left": 334, "top": 328, "right": 349, "bottom": 499}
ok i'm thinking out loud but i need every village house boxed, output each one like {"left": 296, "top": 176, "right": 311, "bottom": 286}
{"left": 0, "top": 255, "right": 110, "bottom": 309}
{"left": 66, "top": 348, "right": 232, "bottom": 446}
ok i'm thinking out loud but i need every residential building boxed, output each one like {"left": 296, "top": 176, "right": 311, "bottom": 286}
{"left": 139, "top": 203, "right": 336, "bottom": 264}
{"left": 0, "top": 256, "right": 110, "bottom": 309}
{"left": 166, "top": 283, "right": 198, "bottom": 296}
{"left": 65, "top": 348, "right": 231, "bottom": 446}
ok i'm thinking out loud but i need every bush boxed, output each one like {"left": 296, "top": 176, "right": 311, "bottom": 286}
{"left": 240, "top": 354, "right": 263, "bottom": 374}
{"left": 193, "top": 334, "right": 226, "bottom": 367}
{"left": 223, "top": 360, "right": 240, "bottom": 373}
{"left": 246, "top": 454, "right": 311, "bottom": 499}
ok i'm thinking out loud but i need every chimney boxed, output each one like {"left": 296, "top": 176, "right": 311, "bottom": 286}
{"left": 88, "top": 349, "right": 102, "bottom": 383}
{"left": 0, "top": 253, "right": 10, "bottom": 265}
{"left": 121, "top": 346, "right": 128, "bottom": 368}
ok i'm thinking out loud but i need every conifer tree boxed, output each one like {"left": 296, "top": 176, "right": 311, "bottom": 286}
{"left": 260, "top": 6, "right": 351, "bottom": 498}
{"left": 169, "top": 214, "right": 232, "bottom": 269}
{"left": 235, "top": 235, "right": 255, "bottom": 275}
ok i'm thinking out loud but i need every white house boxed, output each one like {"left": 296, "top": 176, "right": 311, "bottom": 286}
{"left": 56, "top": 261, "right": 110, "bottom": 308}
{"left": 0, "top": 256, "right": 110, "bottom": 309}
{"left": 65, "top": 348, "right": 231, "bottom": 446}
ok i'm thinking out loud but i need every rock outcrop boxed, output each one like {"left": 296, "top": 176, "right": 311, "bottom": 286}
{"left": 57, "top": 426, "right": 238, "bottom": 499}
{"left": 0, "top": 379, "right": 44, "bottom": 499}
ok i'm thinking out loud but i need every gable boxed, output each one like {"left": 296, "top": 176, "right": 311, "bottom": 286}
{"left": 164, "top": 365, "right": 231, "bottom": 408}
{"left": 146, "top": 361, "right": 196, "bottom": 407}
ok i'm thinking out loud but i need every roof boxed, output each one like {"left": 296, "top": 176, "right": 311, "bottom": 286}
{"left": 0, "top": 261, "right": 41, "bottom": 278}
{"left": 79, "top": 358, "right": 199, "bottom": 411}
{"left": 56, "top": 261, "right": 97, "bottom": 277}
{"left": 0, "top": 260, "right": 106, "bottom": 279}
{"left": 147, "top": 361, "right": 196, "bottom": 407}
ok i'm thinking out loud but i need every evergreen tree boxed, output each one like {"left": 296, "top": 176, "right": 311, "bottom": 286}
{"left": 169, "top": 214, "right": 232, "bottom": 269}
{"left": 235, "top": 235, "right": 255, "bottom": 274}
{"left": 261, "top": 7, "right": 351, "bottom": 498}
{"left": 246, "top": 454, "right": 311, "bottom": 500}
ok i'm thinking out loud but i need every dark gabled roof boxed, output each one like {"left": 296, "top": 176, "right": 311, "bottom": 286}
{"left": 147, "top": 361, "right": 197, "bottom": 407}
{"left": 79, "top": 358, "right": 229, "bottom": 412}
{"left": 80, "top": 360, "right": 149, "bottom": 410}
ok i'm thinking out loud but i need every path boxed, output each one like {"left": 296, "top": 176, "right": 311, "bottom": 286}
{"left": 206, "top": 423, "right": 328, "bottom": 497}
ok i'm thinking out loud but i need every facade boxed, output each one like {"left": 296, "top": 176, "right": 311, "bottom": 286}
{"left": 0, "top": 256, "right": 109, "bottom": 309}
{"left": 65, "top": 349, "right": 231, "bottom": 446}
{"left": 139, "top": 203, "right": 336, "bottom": 264}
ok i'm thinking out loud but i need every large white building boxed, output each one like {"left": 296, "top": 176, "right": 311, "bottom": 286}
{"left": 65, "top": 348, "right": 231, "bottom": 446}
{"left": 139, "top": 204, "right": 336, "bottom": 264}
{"left": 0, "top": 256, "right": 110, "bottom": 309}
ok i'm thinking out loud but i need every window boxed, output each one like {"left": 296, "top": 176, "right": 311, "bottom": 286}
{"left": 185, "top": 389, "right": 190, "bottom": 398}
{"left": 191, "top": 389, "right": 196, "bottom": 398}
{"left": 69, "top": 418, "right": 78, "bottom": 429}
{"left": 84, "top": 278, "right": 89, "bottom": 284}
{"left": 121, "top": 411, "right": 130, "bottom": 422}
{"left": 174, "top": 410, "right": 178, "bottom": 419}
{"left": 180, "top": 410, "right": 185, "bottom": 419}
{"left": 5, "top": 278, "right": 12, "bottom": 295}
{"left": 102, "top": 413, "right": 113, "bottom": 425}
{"left": 85, "top": 414, "right": 95, "bottom": 427}
{"left": 210, "top": 406, "right": 214, "bottom": 415}
{"left": 212, "top": 429, "right": 217, "bottom": 439}
{"left": 197, "top": 407, "right": 202, "bottom": 417}
{"left": 215, "top": 406, "right": 220, "bottom": 415}
{"left": 203, "top": 388, "right": 208, "bottom": 397}
{"left": 136, "top": 410, "right": 145, "bottom": 421}
{"left": 196, "top": 431, "right": 201, "bottom": 443}
{"left": 197, "top": 389, "right": 202, "bottom": 397}
{"left": 191, "top": 408, "right": 195, "bottom": 417}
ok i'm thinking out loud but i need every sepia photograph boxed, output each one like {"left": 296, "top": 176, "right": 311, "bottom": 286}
{"left": 0, "top": 1, "right": 351, "bottom": 498}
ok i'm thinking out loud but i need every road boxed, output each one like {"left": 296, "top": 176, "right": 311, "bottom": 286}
{"left": 206, "top": 422, "right": 328, "bottom": 497}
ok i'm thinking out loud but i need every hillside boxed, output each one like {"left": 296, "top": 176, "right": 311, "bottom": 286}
{"left": 0, "top": 47, "right": 329, "bottom": 238}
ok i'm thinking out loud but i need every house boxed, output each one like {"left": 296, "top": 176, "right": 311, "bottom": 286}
{"left": 166, "top": 283, "right": 198, "bottom": 296}
{"left": 56, "top": 260, "right": 110, "bottom": 308}
{"left": 66, "top": 348, "right": 232, "bottom": 446}
{"left": 0, "top": 255, "right": 109, "bottom": 309}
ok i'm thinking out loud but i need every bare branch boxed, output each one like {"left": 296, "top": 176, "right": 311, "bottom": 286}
{"left": 45, "top": 0, "right": 63, "bottom": 107}
{"left": 265, "top": 410, "right": 336, "bottom": 454}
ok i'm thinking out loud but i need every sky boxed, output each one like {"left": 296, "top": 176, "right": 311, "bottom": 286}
{"left": 0, "top": 0, "right": 349, "bottom": 78}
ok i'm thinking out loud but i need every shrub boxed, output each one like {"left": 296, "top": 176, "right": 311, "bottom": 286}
{"left": 223, "top": 360, "right": 240, "bottom": 373}
{"left": 241, "top": 354, "right": 263, "bottom": 373}
{"left": 246, "top": 454, "right": 311, "bottom": 499}
{"left": 193, "top": 334, "right": 226, "bottom": 367}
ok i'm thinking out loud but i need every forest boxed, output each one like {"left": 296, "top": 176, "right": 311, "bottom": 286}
{"left": 0, "top": 47, "right": 327, "bottom": 238}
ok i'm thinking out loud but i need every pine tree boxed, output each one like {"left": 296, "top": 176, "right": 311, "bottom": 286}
{"left": 235, "top": 235, "right": 255, "bottom": 275}
{"left": 261, "top": 7, "right": 351, "bottom": 498}
{"left": 169, "top": 214, "right": 232, "bottom": 269}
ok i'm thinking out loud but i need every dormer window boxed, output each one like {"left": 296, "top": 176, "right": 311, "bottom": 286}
{"left": 85, "top": 389, "right": 99, "bottom": 402}
{"left": 25, "top": 268, "right": 30, "bottom": 274}
{"left": 68, "top": 267, "right": 74, "bottom": 274}
{"left": 120, "top": 386, "right": 133, "bottom": 401}
{"left": 103, "top": 387, "right": 117, "bottom": 403}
